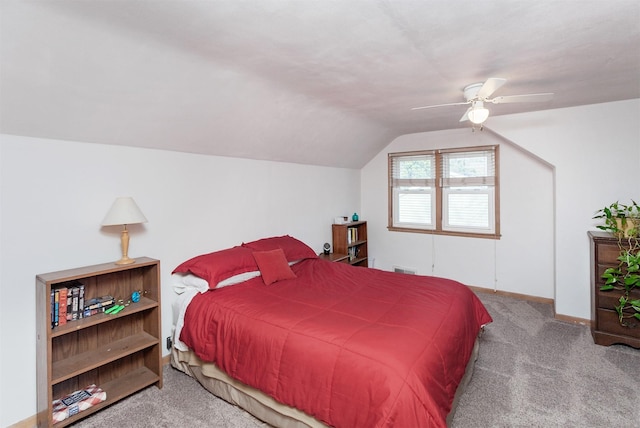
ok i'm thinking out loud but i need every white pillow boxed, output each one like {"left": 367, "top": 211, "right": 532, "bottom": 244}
{"left": 217, "top": 270, "right": 261, "bottom": 287}
{"left": 172, "top": 273, "right": 208, "bottom": 294}
{"left": 172, "top": 270, "right": 263, "bottom": 295}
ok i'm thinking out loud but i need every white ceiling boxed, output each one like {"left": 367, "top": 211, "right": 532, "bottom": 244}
{"left": 1, "top": 0, "right": 639, "bottom": 168}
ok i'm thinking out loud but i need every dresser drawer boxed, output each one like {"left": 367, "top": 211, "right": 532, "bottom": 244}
{"left": 595, "top": 263, "right": 615, "bottom": 285}
{"left": 596, "top": 243, "right": 622, "bottom": 264}
{"left": 596, "top": 287, "right": 640, "bottom": 308}
{"left": 596, "top": 308, "right": 640, "bottom": 337}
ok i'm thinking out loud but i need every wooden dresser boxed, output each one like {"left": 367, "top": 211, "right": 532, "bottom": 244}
{"left": 589, "top": 231, "right": 640, "bottom": 348}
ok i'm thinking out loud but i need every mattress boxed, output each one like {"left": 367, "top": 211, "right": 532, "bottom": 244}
{"left": 171, "top": 338, "right": 481, "bottom": 427}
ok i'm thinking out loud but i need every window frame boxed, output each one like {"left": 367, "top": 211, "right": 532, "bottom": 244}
{"left": 388, "top": 145, "right": 500, "bottom": 239}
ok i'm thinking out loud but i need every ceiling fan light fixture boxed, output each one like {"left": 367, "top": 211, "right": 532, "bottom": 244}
{"left": 468, "top": 102, "right": 489, "bottom": 124}
{"left": 411, "top": 78, "right": 553, "bottom": 125}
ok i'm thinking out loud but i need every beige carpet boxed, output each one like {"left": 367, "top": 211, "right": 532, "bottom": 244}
{"left": 72, "top": 292, "right": 640, "bottom": 427}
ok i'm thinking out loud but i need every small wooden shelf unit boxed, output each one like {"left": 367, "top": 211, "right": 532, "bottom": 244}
{"left": 36, "top": 257, "right": 162, "bottom": 427}
{"left": 332, "top": 221, "right": 368, "bottom": 267}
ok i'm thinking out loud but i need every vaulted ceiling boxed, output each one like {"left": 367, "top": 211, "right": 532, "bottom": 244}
{"left": 1, "top": 0, "right": 639, "bottom": 168}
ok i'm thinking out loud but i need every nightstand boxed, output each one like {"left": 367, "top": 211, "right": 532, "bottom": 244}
{"left": 318, "top": 253, "right": 350, "bottom": 263}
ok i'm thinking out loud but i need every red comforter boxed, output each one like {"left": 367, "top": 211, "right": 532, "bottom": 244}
{"left": 181, "top": 258, "right": 492, "bottom": 427}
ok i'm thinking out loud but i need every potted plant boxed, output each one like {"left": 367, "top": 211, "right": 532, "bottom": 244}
{"left": 594, "top": 200, "right": 640, "bottom": 326}
{"left": 593, "top": 200, "right": 640, "bottom": 237}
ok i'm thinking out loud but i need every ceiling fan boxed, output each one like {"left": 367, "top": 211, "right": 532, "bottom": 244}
{"left": 411, "top": 78, "right": 553, "bottom": 126}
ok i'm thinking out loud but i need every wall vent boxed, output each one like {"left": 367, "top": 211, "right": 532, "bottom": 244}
{"left": 393, "top": 266, "right": 417, "bottom": 275}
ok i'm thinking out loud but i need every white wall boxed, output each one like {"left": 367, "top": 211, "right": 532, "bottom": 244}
{"left": 488, "top": 99, "right": 640, "bottom": 319}
{"left": 361, "top": 99, "right": 640, "bottom": 321}
{"left": 0, "top": 134, "right": 360, "bottom": 427}
{"left": 361, "top": 128, "right": 555, "bottom": 299}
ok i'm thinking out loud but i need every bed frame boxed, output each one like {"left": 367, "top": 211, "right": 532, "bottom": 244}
{"left": 170, "top": 336, "right": 481, "bottom": 427}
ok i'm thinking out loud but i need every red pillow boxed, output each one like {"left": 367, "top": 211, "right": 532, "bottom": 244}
{"left": 172, "top": 246, "right": 258, "bottom": 289}
{"left": 253, "top": 249, "right": 297, "bottom": 285}
{"left": 242, "top": 235, "right": 317, "bottom": 262}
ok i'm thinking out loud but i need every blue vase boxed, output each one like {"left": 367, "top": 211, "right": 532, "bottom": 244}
{"left": 352, "top": 213, "right": 359, "bottom": 221}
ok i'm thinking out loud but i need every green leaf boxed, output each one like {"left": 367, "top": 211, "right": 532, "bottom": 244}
{"left": 624, "top": 275, "right": 640, "bottom": 286}
{"left": 634, "top": 313, "right": 640, "bottom": 321}
{"left": 600, "top": 285, "right": 615, "bottom": 291}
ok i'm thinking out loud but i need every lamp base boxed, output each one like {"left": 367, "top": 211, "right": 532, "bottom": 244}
{"left": 115, "top": 256, "right": 136, "bottom": 265}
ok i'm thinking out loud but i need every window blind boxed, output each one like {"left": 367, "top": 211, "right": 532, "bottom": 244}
{"left": 440, "top": 148, "right": 495, "bottom": 232}
{"left": 389, "top": 152, "right": 435, "bottom": 228}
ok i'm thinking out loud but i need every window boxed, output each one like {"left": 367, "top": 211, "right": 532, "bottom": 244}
{"left": 388, "top": 145, "right": 499, "bottom": 238}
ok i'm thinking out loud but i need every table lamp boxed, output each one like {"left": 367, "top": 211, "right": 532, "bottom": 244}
{"left": 101, "top": 197, "right": 148, "bottom": 265}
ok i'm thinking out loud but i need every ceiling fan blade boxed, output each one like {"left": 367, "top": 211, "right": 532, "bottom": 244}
{"left": 459, "top": 107, "right": 472, "bottom": 122}
{"left": 490, "top": 93, "right": 554, "bottom": 104}
{"left": 411, "top": 101, "right": 469, "bottom": 110}
{"left": 476, "top": 78, "right": 507, "bottom": 99}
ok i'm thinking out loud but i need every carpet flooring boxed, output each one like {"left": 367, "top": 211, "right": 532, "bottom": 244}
{"left": 72, "top": 291, "right": 640, "bottom": 427}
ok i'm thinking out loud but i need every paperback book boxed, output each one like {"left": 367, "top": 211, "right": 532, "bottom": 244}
{"left": 50, "top": 284, "right": 118, "bottom": 329}
{"left": 52, "top": 384, "right": 106, "bottom": 424}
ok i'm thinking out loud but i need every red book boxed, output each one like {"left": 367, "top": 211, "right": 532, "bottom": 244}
{"left": 58, "top": 288, "right": 68, "bottom": 326}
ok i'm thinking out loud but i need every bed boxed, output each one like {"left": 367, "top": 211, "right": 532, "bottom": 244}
{"left": 170, "top": 235, "right": 492, "bottom": 427}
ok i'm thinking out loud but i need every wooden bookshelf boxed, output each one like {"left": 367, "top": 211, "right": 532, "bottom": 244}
{"left": 332, "top": 221, "right": 368, "bottom": 267}
{"left": 36, "top": 258, "right": 162, "bottom": 427}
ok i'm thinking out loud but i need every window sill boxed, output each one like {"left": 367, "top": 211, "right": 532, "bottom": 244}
{"left": 387, "top": 226, "right": 501, "bottom": 240}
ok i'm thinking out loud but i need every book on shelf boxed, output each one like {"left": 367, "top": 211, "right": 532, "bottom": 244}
{"left": 54, "top": 289, "right": 59, "bottom": 327}
{"left": 347, "top": 227, "right": 358, "bottom": 244}
{"left": 348, "top": 247, "right": 359, "bottom": 260}
{"left": 50, "top": 290, "right": 55, "bottom": 329}
{"left": 50, "top": 288, "right": 68, "bottom": 328}
{"left": 71, "top": 285, "right": 80, "bottom": 321}
{"left": 52, "top": 384, "right": 107, "bottom": 424}
{"left": 65, "top": 288, "right": 72, "bottom": 322}
{"left": 78, "top": 284, "right": 85, "bottom": 318}
{"left": 58, "top": 288, "right": 68, "bottom": 326}
{"left": 49, "top": 282, "right": 115, "bottom": 328}
{"left": 71, "top": 283, "right": 85, "bottom": 320}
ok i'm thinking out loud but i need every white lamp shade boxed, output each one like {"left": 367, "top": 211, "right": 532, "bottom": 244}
{"left": 101, "top": 197, "right": 148, "bottom": 226}
{"left": 468, "top": 107, "right": 489, "bottom": 124}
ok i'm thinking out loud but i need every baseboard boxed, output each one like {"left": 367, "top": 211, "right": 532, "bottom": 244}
{"left": 554, "top": 313, "right": 591, "bottom": 326}
{"left": 468, "top": 285, "right": 555, "bottom": 305}
{"left": 7, "top": 415, "right": 35, "bottom": 428}
{"left": 468, "top": 285, "right": 591, "bottom": 327}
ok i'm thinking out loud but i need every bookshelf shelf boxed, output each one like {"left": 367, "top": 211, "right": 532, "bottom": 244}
{"left": 36, "top": 257, "right": 162, "bottom": 427}
{"left": 52, "top": 331, "right": 159, "bottom": 383}
{"left": 48, "top": 367, "right": 159, "bottom": 426}
{"left": 50, "top": 296, "right": 157, "bottom": 338}
{"left": 332, "top": 221, "right": 368, "bottom": 267}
